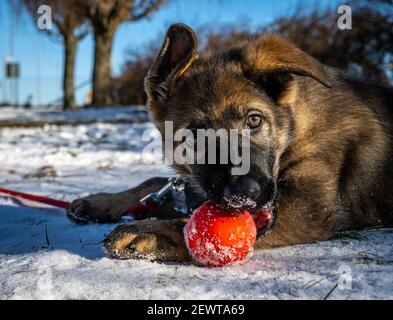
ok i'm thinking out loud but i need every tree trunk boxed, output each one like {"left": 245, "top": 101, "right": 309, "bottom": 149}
{"left": 63, "top": 35, "right": 77, "bottom": 110}
{"left": 92, "top": 28, "right": 115, "bottom": 106}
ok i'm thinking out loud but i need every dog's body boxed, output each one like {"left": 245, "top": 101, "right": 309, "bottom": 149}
{"left": 68, "top": 24, "right": 393, "bottom": 262}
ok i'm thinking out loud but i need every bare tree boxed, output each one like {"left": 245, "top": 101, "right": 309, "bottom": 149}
{"left": 263, "top": 1, "right": 393, "bottom": 83}
{"left": 18, "top": 0, "right": 90, "bottom": 110}
{"left": 116, "top": 42, "right": 159, "bottom": 106}
{"left": 79, "top": 0, "right": 165, "bottom": 107}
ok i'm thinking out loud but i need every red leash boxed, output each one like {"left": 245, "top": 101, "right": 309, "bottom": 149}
{"left": 0, "top": 188, "right": 155, "bottom": 217}
{"left": 0, "top": 188, "right": 70, "bottom": 209}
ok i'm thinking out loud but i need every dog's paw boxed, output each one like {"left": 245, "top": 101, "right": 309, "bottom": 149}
{"left": 66, "top": 193, "right": 124, "bottom": 224}
{"left": 103, "top": 219, "right": 191, "bottom": 262}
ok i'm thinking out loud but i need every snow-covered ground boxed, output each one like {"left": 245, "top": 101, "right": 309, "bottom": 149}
{"left": 0, "top": 108, "right": 393, "bottom": 300}
{"left": 0, "top": 106, "right": 149, "bottom": 126}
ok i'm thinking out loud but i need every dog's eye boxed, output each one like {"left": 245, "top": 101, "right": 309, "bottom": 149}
{"left": 246, "top": 113, "right": 263, "bottom": 130}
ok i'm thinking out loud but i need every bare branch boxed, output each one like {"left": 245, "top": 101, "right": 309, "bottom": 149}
{"left": 15, "top": 0, "right": 90, "bottom": 41}
{"left": 130, "top": 0, "right": 166, "bottom": 21}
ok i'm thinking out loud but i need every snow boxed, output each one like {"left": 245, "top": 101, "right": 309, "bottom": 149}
{"left": 0, "top": 106, "right": 149, "bottom": 126}
{"left": 1, "top": 107, "right": 393, "bottom": 300}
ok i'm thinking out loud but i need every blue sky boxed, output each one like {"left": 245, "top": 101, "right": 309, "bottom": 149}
{"left": 0, "top": 0, "right": 336, "bottom": 106}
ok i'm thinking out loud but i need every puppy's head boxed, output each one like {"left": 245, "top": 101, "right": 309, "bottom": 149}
{"left": 145, "top": 24, "right": 331, "bottom": 213}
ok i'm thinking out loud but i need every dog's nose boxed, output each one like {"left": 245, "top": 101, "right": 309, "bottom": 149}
{"left": 224, "top": 177, "right": 261, "bottom": 201}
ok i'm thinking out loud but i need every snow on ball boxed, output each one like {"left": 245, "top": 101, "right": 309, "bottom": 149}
{"left": 184, "top": 201, "right": 257, "bottom": 267}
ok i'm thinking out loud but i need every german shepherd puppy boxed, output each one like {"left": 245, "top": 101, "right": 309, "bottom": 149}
{"left": 67, "top": 24, "right": 393, "bottom": 262}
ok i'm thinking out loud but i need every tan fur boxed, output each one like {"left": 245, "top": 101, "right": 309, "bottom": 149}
{"left": 104, "top": 219, "right": 191, "bottom": 261}
{"left": 241, "top": 34, "right": 332, "bottom": 87}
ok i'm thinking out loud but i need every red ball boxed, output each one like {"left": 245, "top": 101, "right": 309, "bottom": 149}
{"left": 184, "top": 201, "right": 257, "bottom": 267}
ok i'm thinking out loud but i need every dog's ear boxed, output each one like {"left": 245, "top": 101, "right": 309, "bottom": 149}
{"left": 241, "top": 35, "right": 331, "bottom": 104}
{"left": 145, "top": 23, "right": 198, "bottom": 101}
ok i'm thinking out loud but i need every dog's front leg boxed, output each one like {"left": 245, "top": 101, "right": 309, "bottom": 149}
{"left": 103, "top": 218, "right": 191, "bottom": 262}
{"left": 66, "top": 177, "right": 172, "bottom": 224}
